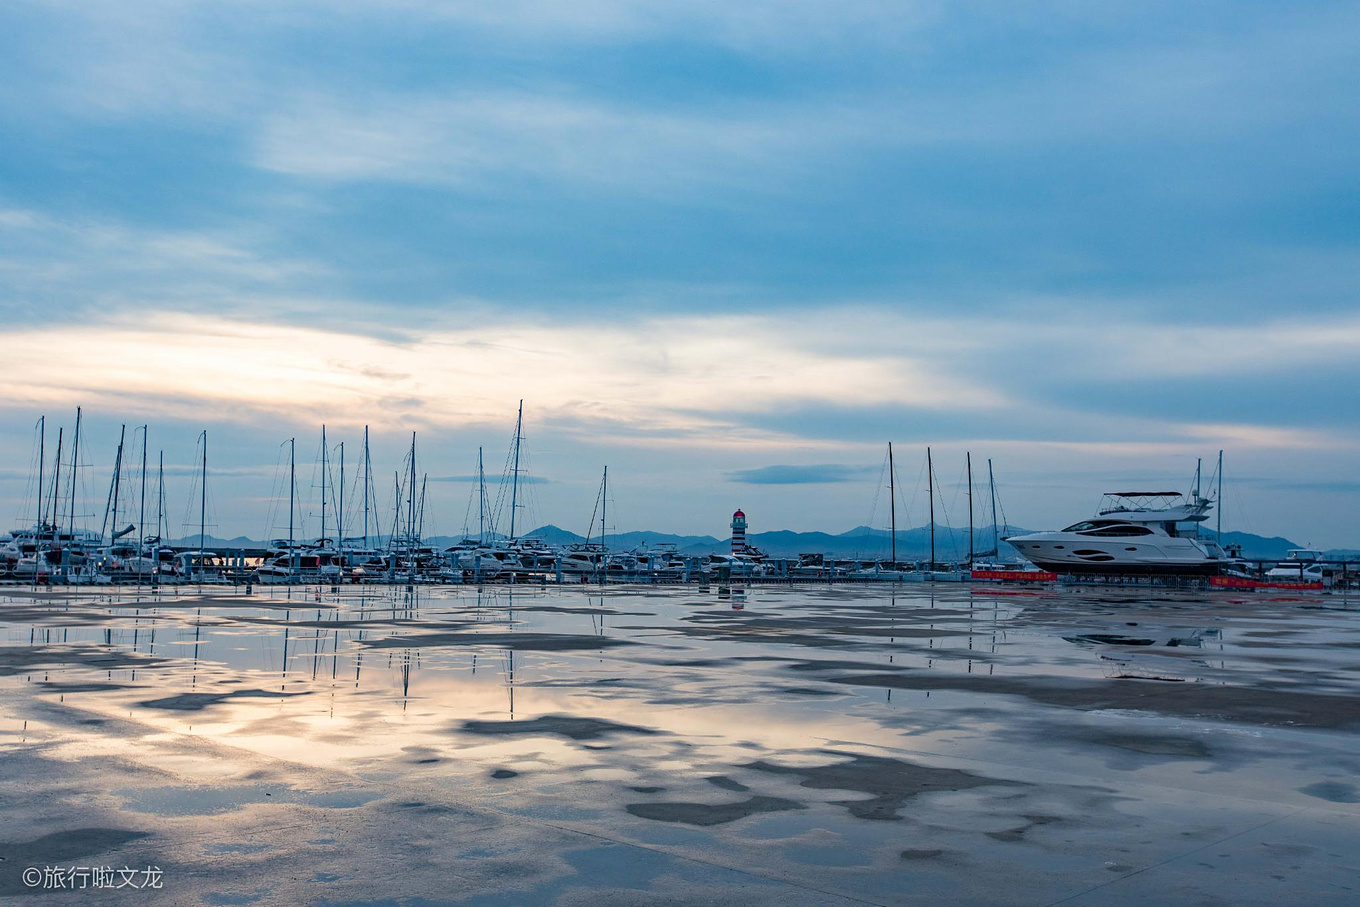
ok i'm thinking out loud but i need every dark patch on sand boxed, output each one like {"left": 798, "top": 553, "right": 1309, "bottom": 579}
{"left": 779, "top": 686, "right": 839, "bottom": 697}
{"left": 0, "top": 646, "right": 167, "bottom": 677}
{"left": 986, "top": 814, "right": 1063, "bottom": 842}
{"left": 1299, "top": 781, "right": 1360, "bottom": 803}
{"left": 781, "top": 659, "right": 911, "bottom": 673}
{"left": 626, "top": 796, "right": 804, "bottom": 826}
{"left": 630, "top": 786, "right": 666, "bottom": 793}
{"left": 901, "top": 848, "right": 944, "bottom": 860}
{"left": 674, "top": 614, "right": 970, "bottom": 650}
{"left": 460, "top": 715, "right": 658, "bottom": 741}
{"left": 706, "top": 775, "right": 750, "bottom": 792}
{"left": 139, "top": 688, "right": 309, "bottom": 711}
{"left": 38, "top": 681, "right": 132, "bottom": 693}
{"left": 827, "top": 672, "right": 1360, "bottom": 730}
{"left": 745, "top": 753, "right": 1011, "bottom": 821}
{"left": 0, "top": 829, "right": 150, "bottom": 894}
{"left": 1092, "top": 733, "right": 1211, "bottom": 758}
{"left": 362, "top": 632, "right": 631, "bottom": 653}
{"left": 491, "top": 769, "right": 519, "bottom": 779}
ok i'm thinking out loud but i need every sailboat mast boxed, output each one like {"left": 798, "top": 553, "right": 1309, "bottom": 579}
{"left": 967, "top": 451, "right": 974, "bottom": 566}
{"left": 478, "top": 447, "right": 485, "bottom": 543}
{"left": 138, "top": 426, "right": 147, "bottom": 551}
{"left": 199, "top": 430, "right": 207, "bottom": 551}
{"left": 889, "top": 442, "right": 896, "bottom": 565}
{"left": 408, "top": 433, "right": 417, "bottom": 582}
{"left": 927, "top": 446, "right": 935, "bottom": 569}
{"left": 408, "top": 432, "right": 417, "bottom": 544}
{"left": 320, "top": 425, "right": 327, "bottom": 547}
{"left": 157, "top": 451, "right": 164, "bottom": 540}
{"left": 68, "top": 406, "right": 81, "bottom": 540}
{"left": 50, "top": 427, "right": 62, "bottom": 531}
{"left": 509, "top": 400, "right": 523, "bottom": 541}
{"left": 338, "top": 441, "right": 345, "bottom": 547}
{"left": 363, "top": 426, "right": 370, "bottom": 546}
{"left": 288, "top": 438, "right": 296, "bottom": 551}
{"left": 600, "top": 465, "right": 608, "bottom": 585}
{"left": 988, "top": 458, "right": 998, "bottom": 556}
{"left": 35, "top": 416, "right": 44, "bottom": 534}
{"left": 1217, "top": 449, "right": 1223, "bottom": 541}
{"left": 108, "top": 424, "right": 126, "bottom": 545}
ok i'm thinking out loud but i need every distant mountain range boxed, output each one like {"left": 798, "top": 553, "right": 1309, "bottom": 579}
{"left": 168, "top": 525, "right": 1335, "bottom": 561}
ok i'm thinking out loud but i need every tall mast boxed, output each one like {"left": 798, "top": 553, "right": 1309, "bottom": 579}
{"left": 508, "top": 400, "right": 523, "bottom": 541}
{"left": 988, "top": 458, "right": 998, "bottom": 556}
{"left": 1194, "top": 458, "right": 1202, "bottom": 498}
{"left": 888, "top": 442, "right": 896, "bottom": 565}
{"left": 157, "top": 451, "right": 165, "bottom": 541}
{"left": 409, "top": 433, "right": 417, "bottom": 582}
{"left": 338, "top": 441, "right": 345, "bottom": 546}
{"left": 199, "top": 430, "right": 207, "bottom": 551}
{"left": 35, "top": 416, "right": 44, "bottom": 534}
{"left": 927, "top": 446, "right": 935, "bottom": 569}
{"left": 1216, "top": 449, "right": 1224, "bottom": 541}
{"left": 49, "top": 427, "right": 63, "bottom": 531}
{"left": 107, "top": 424, "right": 126, "bottom": 545}
{"left": 478, "top": 446, "right": 485, "bottom": 542}
{"left": 408, "top": 432, "right": 417, "bottom": 543}
{"left": 362, "top": 426, "right": 371, "bottom": 546}
{"left": 138, "top": 426, "right": 147, "bottom": 550}
{"left": 600, "top": 465, "right": 608, "bottom": 584}
{"left": 68, "top": 406, "right": 81, "bottom": 540}
{"left": 288, "top": 438, "right": 296, "bottom": 551}
{"left": 320, "top": 425, "right": 328, "bottom": 547}
{"left": 967, "top": 451, "right": 974, "bottom": 566}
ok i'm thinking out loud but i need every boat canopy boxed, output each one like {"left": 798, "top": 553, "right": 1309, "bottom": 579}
{"left": 1107, "top": 491, "right": 1184, "bottom": 497}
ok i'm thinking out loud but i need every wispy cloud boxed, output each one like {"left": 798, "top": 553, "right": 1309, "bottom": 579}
{"left": 727, "top": 464, "right": 876, "bottom": 485}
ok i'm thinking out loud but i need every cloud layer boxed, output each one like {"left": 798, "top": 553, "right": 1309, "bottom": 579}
{"left": 1, "top": 1, "right": 1357, "bottom": 543}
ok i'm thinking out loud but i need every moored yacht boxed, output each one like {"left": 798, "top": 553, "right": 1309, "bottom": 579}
{"left": 1007, "top": 491, "right": 1227, "bottom": 575}
{"left": 1265, "top": 549, "right": 1326, "bottom": 582}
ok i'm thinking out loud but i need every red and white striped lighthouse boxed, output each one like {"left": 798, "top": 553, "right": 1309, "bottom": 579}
{"left": 731, "top": 509, "right": 747, "bottom": 556}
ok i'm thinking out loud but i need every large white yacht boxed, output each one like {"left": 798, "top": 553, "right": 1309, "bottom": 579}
{"left": 1006, "top": 491, "right": 1227, "bottom": 575}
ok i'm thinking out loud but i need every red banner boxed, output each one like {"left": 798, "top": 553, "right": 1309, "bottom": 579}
{"left": 971, "top": 570, "right": 1058, "bottom": 582}
{"left": 1210, "top": 576, "right": 1323, "bottom": 591}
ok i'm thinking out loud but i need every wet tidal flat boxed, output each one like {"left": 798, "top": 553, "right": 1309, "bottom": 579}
{"left": 2, "top": 583, "right": 1360, "bottom": 905}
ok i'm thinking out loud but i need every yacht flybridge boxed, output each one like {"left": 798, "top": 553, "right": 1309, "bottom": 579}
{"left": 1006, "top": 491, "right": 1227, "bottom": 575}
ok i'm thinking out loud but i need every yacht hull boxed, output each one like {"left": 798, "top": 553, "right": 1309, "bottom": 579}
{"left": 1022, "top": 558, "right": 1222, "bottom": 577}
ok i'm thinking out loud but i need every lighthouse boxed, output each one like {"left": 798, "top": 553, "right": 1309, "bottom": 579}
{"left": 731, "top": 509, "right": 747, "bottom": 556}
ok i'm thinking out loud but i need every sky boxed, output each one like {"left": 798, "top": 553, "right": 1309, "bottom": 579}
{"left": 0, "top": 1, "right": 1357, "bottom": 546}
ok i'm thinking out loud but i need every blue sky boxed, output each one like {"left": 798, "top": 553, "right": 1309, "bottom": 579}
{"left": 0, "top": 1, "right": 1357, "bottom": 545}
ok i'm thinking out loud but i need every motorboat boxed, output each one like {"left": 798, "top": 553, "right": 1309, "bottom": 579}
{"left": 1265, "top": 549, "right": 1326, "bottom": 582}
{"left": 1007, "top": 491, "right": 1227, "bottom": 575}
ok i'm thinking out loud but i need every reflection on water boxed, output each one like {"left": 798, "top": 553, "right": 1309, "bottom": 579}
{"left": 5, "top": 584, "right": 1360, "bottom": 903}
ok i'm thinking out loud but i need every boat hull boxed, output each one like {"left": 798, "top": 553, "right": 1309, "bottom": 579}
{"left": 1022, "top": 558, "right": 1222, "bottom": 577}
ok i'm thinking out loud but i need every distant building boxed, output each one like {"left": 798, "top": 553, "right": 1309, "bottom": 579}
{"left": 731, "top": 509, "right": 746, "bottom": 556}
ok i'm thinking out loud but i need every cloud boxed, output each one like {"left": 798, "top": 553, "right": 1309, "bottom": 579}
{"left": 427, "top": 474, "right": 551, "bottom": 485}
{"left": 0, "top": 307, "right": 1007, "bottom": 442}
{"left": 252, "top": 89, "right": 858, "bottom": 198}
{"left": 727, "top": 464, "right": 877, "bottom": 485}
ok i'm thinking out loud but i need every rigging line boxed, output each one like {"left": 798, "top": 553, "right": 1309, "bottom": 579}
{"left": 489, "top": 425, "right": 517, "bottom": 538}
{"left": 865, "top": 448, "right": 888, "bottom": 536}
{"left": 17, "top": 418, "right": 42, "bottom": 528}
{"left": 264, "top": 441, "right": 289, "bottom": 540}
{"left": 891, "top": 448, "right": 911, "bottom": 536}
{"left": 586, "top": 471, "right": 604, "bottom": 544}
{"left": 930, "top": 455, "right": 963, "bottom": 562}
